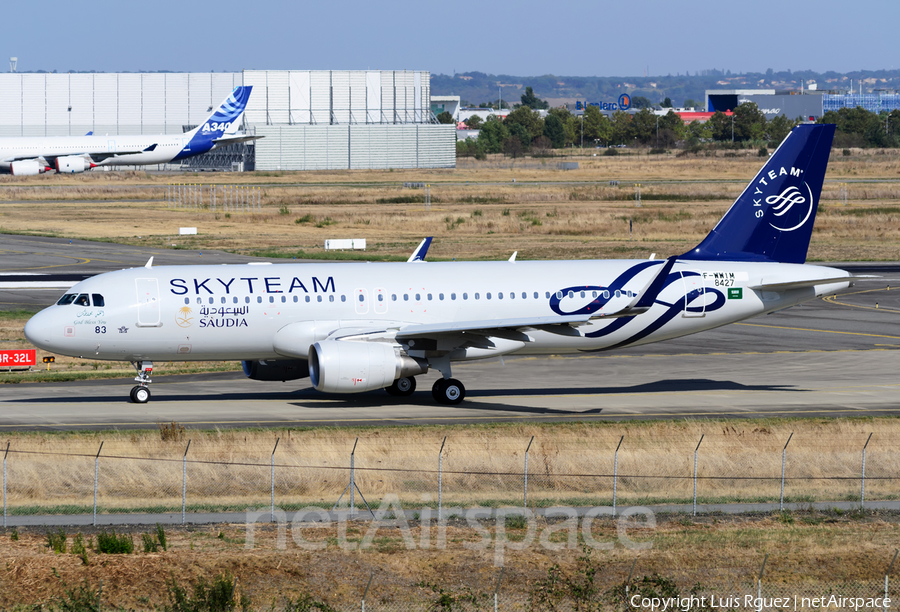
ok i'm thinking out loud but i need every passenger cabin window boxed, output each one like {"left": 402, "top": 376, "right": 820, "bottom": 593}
{"left": 451, "top": 293, "right": 457, "bottom": 300}
{"left": 245, "top": 296, "right": 251, "bottom": 303}
{"left": 269, "top": 296, "right": 274, "bottom": 303}
{"left": 342, "top": 295, "right": 347, "bottom": 302}
{"left": 305, "top": 296, "right": 311, "bottom": 303}
{"left": 233, "top": 297, "right": 239, "bottom": 304}
{"left": 317, "top": 295, "right": 322, "bottom": 302}
{"left": 329, "top": 295, "right": 334, "bottom": 302}
{"left": 257, "top": 296, "right": 263, "bottom": 303}
{"left": 92, "top": 294, "right": 105, "bottom": 307}
{"left": 293, "top": 296, "right": 298, "bottom": 303}
{"left": 475, "top": 293, "right": 480, "bottom": 300}
{"left": 221, "top": 297, "right": 227, "bottom": 304}
{"left": 533, "top": 292, "right": 538, "bottom": 299}
{"left": 486, "top": 293, "right": 492, "bottom": 300}
{"left": 57, "top": 294, "right": 78, "bottom": 306}
{"left": 391, "top": 294, "right": 397, "bottom": 301}
{"left": 184, "top": 298, "right": 190, "bottom": 305}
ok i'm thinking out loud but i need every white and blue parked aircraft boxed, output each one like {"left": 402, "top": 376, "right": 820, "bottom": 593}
{"left": 0, "top": 87, "right": 257, "bottom": 175}
{"left": 25, "top": 124, "right": 852, "bottom": 405}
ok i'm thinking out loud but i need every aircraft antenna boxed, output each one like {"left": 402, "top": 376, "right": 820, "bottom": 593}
{"left": 9, "top": 57, "right": 17, "bottom": 73}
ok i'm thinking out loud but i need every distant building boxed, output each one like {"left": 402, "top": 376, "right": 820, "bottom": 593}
{"left": 431, "top": 95, "right": 460, "bottom": 122}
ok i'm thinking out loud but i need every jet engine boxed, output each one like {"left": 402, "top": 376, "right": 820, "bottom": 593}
{"left": 242, "top": 359, "right": 309, "bottom": 382}
{"left": 55, "top": 156, "right": 95, "bottom": 173}
{"left": 10, "top": 160, "right": 48, "bottom": 176}
{"left": 308, "top": 341, "right": 428, "bottom": 393}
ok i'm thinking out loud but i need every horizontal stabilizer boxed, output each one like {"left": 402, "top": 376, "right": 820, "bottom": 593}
{"left": 211, "top": 133, "right": 264, "bottom": 146}
{"left": 750, "top": 276, "right": 854, "bottom": 291}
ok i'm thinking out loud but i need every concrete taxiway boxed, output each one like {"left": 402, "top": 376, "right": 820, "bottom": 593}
{"left": 1, "top": 234, "right": 899, "bottom": 430}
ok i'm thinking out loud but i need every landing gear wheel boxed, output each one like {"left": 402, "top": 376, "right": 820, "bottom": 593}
{"left": 386, "top": 376, "right": 416, "bottom": 397}
{"left": 131, "top": 385, "right": 150, "bottom": 404}
{"left": 432, "top": 378, "right": 465, "bottom": 405}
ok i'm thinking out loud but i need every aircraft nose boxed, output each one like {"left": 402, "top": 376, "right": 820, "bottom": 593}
{"left": 24, "top": 309, "right": 56, "bottom": 351}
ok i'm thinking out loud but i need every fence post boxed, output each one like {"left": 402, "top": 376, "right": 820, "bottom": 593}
{"left": 624, "top": 558, "right": 637, "bottom": 606}
{"left": 862, "top": 432, "right": 873, "bottom": 509}
{"left": 693, "top": 435, "right": 704, "bottom": 516}
{"left": 3, "top": 442, "right": 8, "bottom": 528}
{"left": 93, "top": 441, "right": 103, "bottom": 527}
{"left": 438, "top": 437, "right": 446, "bottom": 522}
{"left": 361, "top": 572, "right": 374, "bottom": 612}
{"left": 350, "top": 438, "right": 358, "bottom": 517}
{"left": 271, "top": 437, "right": 280, "bottom": 522}
{"left": 524, "top": 436, "right": 534, "bottom": 509}
{"left": 780, "top": 432, "right": 793, "bottom": 511}
{"left": 885, "top": 550, "right": 898, "bottom": 612}
{"left": 613, "top": 436, "right": 624, "bottom": 517}
{"left": 493, "top": 567, "right": 504, "bottom": 612}
{"left": 758, "top": 553, "right": 768, "bottom": 602}
{"left": 182, "top": 440, "right": 191, "bottom": 525}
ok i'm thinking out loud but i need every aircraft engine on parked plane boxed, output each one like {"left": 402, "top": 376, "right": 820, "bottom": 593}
{"left": 55, "top": 156, "right": 95, "bottom": 173}
{"left": 241, "top": 359, "right": 310, "bottom": 382}
{"left": 308, "top": 341, "right": 428, "bottom": 393}
{"left": 10, "top": 160, "right": 48, "bottom": 176}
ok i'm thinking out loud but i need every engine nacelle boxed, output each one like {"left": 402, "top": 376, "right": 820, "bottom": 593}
{"left": 242, "top": 359, "right": 309, "bottom": 382}
{"left": 55, "top": 156, "right": 94, "bottom": 173}
{"left": 10, "top": 160, "right": 48, "bottom": 176}
{"left": 309, "top": 341, "right": 427, "bottom": 394}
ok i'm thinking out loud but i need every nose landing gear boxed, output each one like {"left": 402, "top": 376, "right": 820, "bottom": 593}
{"left": 130, "top": 361, "right": 153, "bottom": 403}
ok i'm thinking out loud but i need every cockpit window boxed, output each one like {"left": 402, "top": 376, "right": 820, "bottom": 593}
{"left": 92, "top": 294, "right": 105, "bottom": 307}
{"left": 56, "top": 294, "right": 78, "bottom": 305}
{"left": 73, "top": 294, "right": 90, "bottom": 307}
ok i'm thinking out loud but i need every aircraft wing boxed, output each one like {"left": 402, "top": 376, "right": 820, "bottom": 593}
{"left": 211, "top": 133, "right": 264, "bottom": 146}
{"left": 88, "top": 144, "right": 158, "bottom": 163}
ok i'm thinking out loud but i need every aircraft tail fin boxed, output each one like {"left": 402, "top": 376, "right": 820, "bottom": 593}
{"left": 680, "top": 123, "right": 835, "bottom": 264}
{"left": 175, "top": 87, "right": 253, "bottom": 159}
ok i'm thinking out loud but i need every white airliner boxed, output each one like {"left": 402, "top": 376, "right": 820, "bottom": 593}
{"left": 0, "top": 87, "right": 256, "bottom": 175}
{"left": 25, "top": 124, "right": 852, "bottom": 405}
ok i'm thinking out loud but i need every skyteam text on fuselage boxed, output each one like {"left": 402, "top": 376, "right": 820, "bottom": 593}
{"left": 25, "top": 124, "right": 852, "bottom": 405}
{"left": 0, "top": 87, "right": 257, "bottom": 175}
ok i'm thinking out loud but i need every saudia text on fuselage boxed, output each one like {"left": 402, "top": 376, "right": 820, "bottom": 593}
{"left": 169, "top": 276, "right": 336, "bottom": 296}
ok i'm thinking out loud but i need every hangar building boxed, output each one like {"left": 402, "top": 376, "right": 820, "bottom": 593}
{"left": 0, "top": 69, "right": 455, "bottom": 171}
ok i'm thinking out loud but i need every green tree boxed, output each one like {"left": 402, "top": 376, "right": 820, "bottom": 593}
{"left": 631, "top": 96, "right": 653, "bottom": 109}
{"left": 503, "top": 106, "right": 544, "bottom": 145}
{"left": 708, "top": 111, "right": 732, "bottom": 141}
{"left": 610, "top": 111, "right": 632, "bottom": 145}
{"left": 732, "top": 102, "right": 766, "bottom": 141}
{"left": 464, "top": 115, "right": 483, "bottom": 130}
{"left": 766, "top": 114, "right": 795, "bottom": 143}
{"left": 520, "top": 86, "right": 549, "bottom": 110}
{"left": 628, "top": 108, "right": 657, "bottom": 144}
{"left": 436, "top": 111, "right": 455, "bottom": 125}
{"left": 661, "top": 97, "right": 673, "bottom": 108}
{"left": 543, "top": 113, "right": 566, "bottom": 148}
{"left": 583, "top": 106, "right": 612, "bottom": 145}
{"left": 683, "top": 98, "right": 702, "bottom": 109}
{"left": 503, "top": 136, "right": 525, "bottom": 158}
{"left": 476, "top": 115, "right": 509, "bottom": 154}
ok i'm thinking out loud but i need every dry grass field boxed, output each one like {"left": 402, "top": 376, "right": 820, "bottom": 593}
{"left": 1, "top": 150, "right": 898, "bottom": 264}
{"left": 0, "top": 511, "right": 897, "bottom": 609}
{"left": 2, "top": 419, "right": 896, "bottom": 514}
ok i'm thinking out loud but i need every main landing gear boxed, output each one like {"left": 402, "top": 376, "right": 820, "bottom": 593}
{"left": 383, "top": 375, "right": 467, "bottom": 405}
{"left": 130, "top": 361, "right": 153, "bottom": 404}
{"left": 432, "top": 378, "right": 465, "bottom": 405}
{"left": 385, "top": 376, "right": 417, "bottom": 396}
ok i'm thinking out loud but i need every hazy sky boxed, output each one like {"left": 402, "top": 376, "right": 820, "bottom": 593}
{"left": 5, "top": 0, "right": 896, "bottom": 76}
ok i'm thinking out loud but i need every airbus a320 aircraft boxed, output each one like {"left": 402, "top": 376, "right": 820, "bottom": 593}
{"left": 0, "top": 87, "right": 257, "bottom": 175}
{"left": 25, "top": 124, "right": 851, "bottom": 405}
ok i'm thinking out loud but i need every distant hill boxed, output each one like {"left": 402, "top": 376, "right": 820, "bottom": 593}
{"left": 432, "top": 69, "right": 900, "bottom": 108}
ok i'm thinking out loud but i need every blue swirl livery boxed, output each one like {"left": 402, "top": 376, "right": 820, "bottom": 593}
{"left": 173, "top": 86, "right": 254, "bottom": 161}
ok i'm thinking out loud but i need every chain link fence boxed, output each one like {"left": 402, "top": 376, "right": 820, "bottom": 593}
{"left": 2, "top": 431, "right": 898, "bottom": 523}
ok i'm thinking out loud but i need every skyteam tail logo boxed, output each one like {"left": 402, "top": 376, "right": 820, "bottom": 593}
{"left": 766, "top": 184, "right": 814, "bottom": 232}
